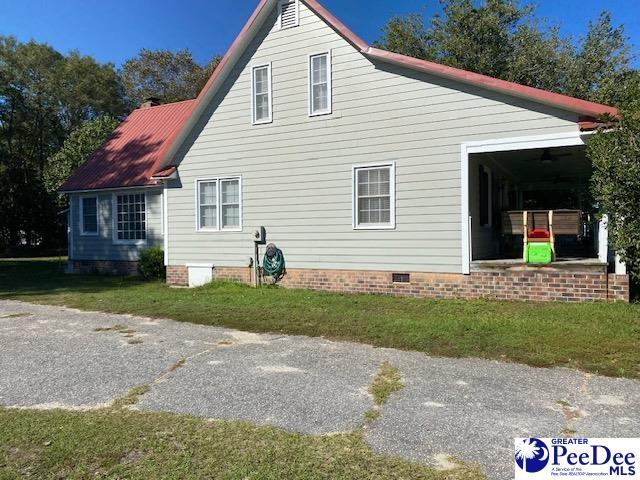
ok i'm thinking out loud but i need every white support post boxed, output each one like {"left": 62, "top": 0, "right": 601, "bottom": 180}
{"left": 615, "top": 256, "right": 627, "bottom": 275}
{"left": 598, "top": 215, "right": 609, "bottom": 264}
{"left": 599, "top": 215, "right": 627, "bottom": 274}
{"left": 461, "top": 145, "right": 471, "bottom": 274}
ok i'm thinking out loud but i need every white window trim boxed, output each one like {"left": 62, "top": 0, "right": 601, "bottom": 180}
{"left": 112, "top": 192, "right": 148, "bottom": 246}
{"left": 195, "top": 176, "right": 243, "bottom": 233}
{"left": 277, "top": 0, "right": 299, "bottom": 30}
{"left": 196, "top": 179, "right": 219, "bottom": 232}
{"left": 308, "top": 51, "right": 332, "bottom": 117}
{"left": 251, "top": 63, "right": 273, "bottom": 125}
{"left": 79, "top": 195, "right": 99, "bottom": 237}
{"left": 352, "top": 162, "right": 396, "bottom": 230}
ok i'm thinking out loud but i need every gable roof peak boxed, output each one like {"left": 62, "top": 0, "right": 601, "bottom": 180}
{"left": 152, "top": 0, "right": 619, "bottom": 175}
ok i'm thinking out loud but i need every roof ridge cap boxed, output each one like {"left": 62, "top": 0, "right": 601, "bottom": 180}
{"left": 133, "top": 98, "right": 197, "bottom": 113}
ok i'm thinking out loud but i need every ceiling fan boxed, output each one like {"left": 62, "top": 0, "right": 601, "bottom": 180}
{"left": 540, "top": 148, "right": 572, "bottom": 165}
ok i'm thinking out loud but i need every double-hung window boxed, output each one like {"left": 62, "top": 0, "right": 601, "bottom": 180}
{"left": 197, "top": 177, "right": 242, "bottom": 231}
{"left": 80, "top": 197, "right": 98, "bottom": 236}
{"left": 220, "top": 179, "right": 241, "bottom": 229}
{"left": 353, "top": 164, "right": 395, "bottom": 229}
{"left": 198, "top": 180, "right": 218, "bottom": 230}
{"left": 114, "top": 193, "right": 146, "bottom": 243}
{"left": 252, "top": 64, "right": 272, "bottom": 124}
{"left": 309, "top": 52, "right": 331, "bottom": 116}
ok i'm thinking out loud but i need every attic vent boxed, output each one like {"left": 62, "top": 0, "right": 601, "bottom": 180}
{"left": 279, "top": 0, "right": 299, "bottom": 29}
{"left": 392, "top": 273, "right": 411, "bottom": 284}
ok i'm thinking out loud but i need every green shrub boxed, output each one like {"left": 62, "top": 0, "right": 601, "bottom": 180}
{"left": 139, "top": 247, "right": 165, "bottom": 280}
{"left": 588, "top": 105, "right": 640, "bottom": 282}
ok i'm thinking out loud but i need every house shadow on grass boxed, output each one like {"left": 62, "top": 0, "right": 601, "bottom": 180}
{"left": 0, "top": 259, "right": 149, "bottom": 298}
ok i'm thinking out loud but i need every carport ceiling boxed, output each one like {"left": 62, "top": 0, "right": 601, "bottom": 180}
{"left": 481, "top": 145, "right": 591, "bottom": 184}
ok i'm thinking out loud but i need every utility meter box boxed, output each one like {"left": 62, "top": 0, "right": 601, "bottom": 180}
{"left": 253, "top": 226, "right": 266, "bottom": 244}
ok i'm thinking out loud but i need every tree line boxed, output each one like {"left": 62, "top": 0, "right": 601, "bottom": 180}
{"left": 376, "top": 1, "right": 640, "bottom": 278}
{"left": 1, "top": 0, "right": 638, "bottom": 278}
{"left": 0, "top": 42, "right": 221, "bottom": 253}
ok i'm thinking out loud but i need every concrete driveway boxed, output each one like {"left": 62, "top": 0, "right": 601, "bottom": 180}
{"left": 1, "top": 299, "right": 638, "bottom": 479}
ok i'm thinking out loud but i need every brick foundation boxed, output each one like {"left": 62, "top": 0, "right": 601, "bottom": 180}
{"left": 607, "top": 274, "right": 630, "bottom": 302}
{"left": 214, "top": 266, "right": 252, "bottom": 284}
{"left": 166, "top": 265, "right": 188, "bottom": 286}
{"left": 69, "top": 260, "right": 139, "bottom": 276}
{"left": 166, "top": 264, "right": 630, "bottom": 303}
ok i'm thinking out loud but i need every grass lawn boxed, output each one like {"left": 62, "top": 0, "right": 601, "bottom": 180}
{"left": 1, "top": 258, "right": 639, "bottom": 379}
{"left": 0, "top": 407, "right": 483, "bottom": 479}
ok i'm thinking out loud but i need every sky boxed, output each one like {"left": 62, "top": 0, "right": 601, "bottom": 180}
{"left": 0, "top": 0, "right": 638, "bottom": 68}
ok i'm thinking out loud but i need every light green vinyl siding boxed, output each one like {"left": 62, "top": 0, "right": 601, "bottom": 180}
{"left": 166, "top": 1, "right": 579, "bottom": 273}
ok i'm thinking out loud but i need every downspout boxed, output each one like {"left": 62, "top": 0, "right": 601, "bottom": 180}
{"left": 68, "top": 196, "right": 74, "bottom": 272}
{"left": 163, "top": 182, "right": 169, "bottom": 267}
{"left": 598, "top": 216, "right": 609, "bottom": 300}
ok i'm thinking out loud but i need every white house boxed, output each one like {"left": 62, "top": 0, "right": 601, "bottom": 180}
{"left": 61, "top": 0, "right": 629, "bottom": 302}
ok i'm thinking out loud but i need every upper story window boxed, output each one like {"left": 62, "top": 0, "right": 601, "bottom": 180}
{"left": 252, "top": 64, "right": 272, "bottom": 124}
{"left": 278, "top": 0, "right": 299, "bottom": 29}
{"left": 80, "top": 197, "right": 98, "bottom": 236}
{"left": 114, "top": 193, "right": 146, "bottom": 243}
{"left": 309, "top": 52, "right": 332, "bottom": 116}
{"left": 197, "top": 177, "right": 242, "bottom": 231}
{"left": 353, "top": 163, "right": 396, "bottom": 230}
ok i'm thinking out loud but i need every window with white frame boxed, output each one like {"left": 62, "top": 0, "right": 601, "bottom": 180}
{"left": 309, "top": 52, "right": 331, "bottom": 116}
{"left": 197, "top": 177, "right": 241, "bottom": 231}
{"left": 252, "top": 64, "right": 272, "bottom": 124}
{"left": 198, "top": 180, "right": 218, "bottom": 230}
{"left": 220, "top": 179, "right": 240, "bottom": 229}
{"left": 115, "top": 193, "right": 146, "bottom": 242}
{"left": 80, "top": 197, "right": 98, "bottom": 235}
{"left": 354, "top": 164, "right": 395, "bottom": 229}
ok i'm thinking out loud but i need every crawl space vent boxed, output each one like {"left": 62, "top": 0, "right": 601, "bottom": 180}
{"left": 392, "top": 273, "right": 411, "bottom": 284}
{"left": 279, "top": 0, "right": 299, "bottom": 29}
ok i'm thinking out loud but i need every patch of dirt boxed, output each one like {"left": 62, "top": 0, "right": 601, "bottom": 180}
{"left": 120, "top": 448, "right": 148, "bottom": 465}
{"left": 7, "top": 402, "right": 109, "bottom": 412}
{"left": 0, "top": 312, "right": 32, "bottom": 319}
{"left": 94, "top": 324, "right": 129, "bottom": 333}
{"left": 257, "top": 365, "right": 305, "bottom": 373}
{"left": 433, "top": 454, "right": 458, "bottom": 471}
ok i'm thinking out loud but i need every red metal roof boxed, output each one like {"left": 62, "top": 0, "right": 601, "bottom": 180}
{"left": 59, "top": 99, "right": 196, "bottom": 192}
